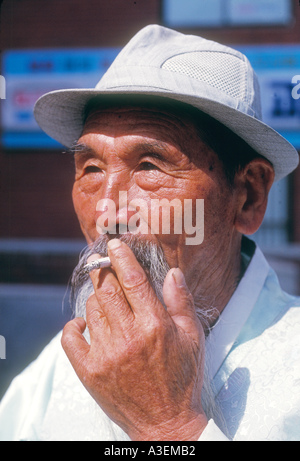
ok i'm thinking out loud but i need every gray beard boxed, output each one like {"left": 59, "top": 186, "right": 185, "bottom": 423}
{"left": 69, "top": 233, "right": 227, "bottom": 433}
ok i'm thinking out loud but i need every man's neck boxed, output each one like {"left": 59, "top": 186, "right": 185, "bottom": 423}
{"left": 188, "top": 235, "right": 244, "bottom": 331}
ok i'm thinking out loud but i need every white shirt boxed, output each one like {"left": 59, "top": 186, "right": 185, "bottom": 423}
{"left": 0, "top": 239, "right": 300, "bottom": 441}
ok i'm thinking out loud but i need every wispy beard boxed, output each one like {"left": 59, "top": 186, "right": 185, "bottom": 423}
{"left": 68, "top": 233, "right": 226, "bottom": 433}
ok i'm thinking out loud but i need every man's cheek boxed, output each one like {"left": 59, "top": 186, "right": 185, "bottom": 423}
{"left": 148, "top": 198, "right": 204, "bottom": 246}
{"left": 72, "top": 186, "right": 99, "bottom": 239}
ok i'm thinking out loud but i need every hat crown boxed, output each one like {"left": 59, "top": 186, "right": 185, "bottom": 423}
{"left": 98, "top": 24, "right": 262, "bottom": 119}
{"left": 162, "top": 51, "right": 247, "bottom": 103}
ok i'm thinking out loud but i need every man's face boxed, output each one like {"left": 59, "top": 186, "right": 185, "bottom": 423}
{"left": 72, "top": 105, "right": 239, "bottom": 288}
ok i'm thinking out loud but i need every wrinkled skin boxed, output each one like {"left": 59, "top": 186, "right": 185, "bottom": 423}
{"left": 62, "top": 105, "right": 274, "bottom": 440}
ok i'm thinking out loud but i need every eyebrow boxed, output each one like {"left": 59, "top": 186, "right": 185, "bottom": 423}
{"left": 67, "top": 140, "right": 172, "bottom": 162}
{"left": 136, "top": 141, "right": 170, "bottom": 161}
{"left": 67, "top": 142, "right": 95, "bottom": 156}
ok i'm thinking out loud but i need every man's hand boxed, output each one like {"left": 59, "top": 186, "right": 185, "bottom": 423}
{"left": 61, "top": 238, "right": 208, "bottom": 441}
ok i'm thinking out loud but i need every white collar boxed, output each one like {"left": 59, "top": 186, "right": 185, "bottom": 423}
{"left": 206, "top": 242, "right": 270, "bottom": 379}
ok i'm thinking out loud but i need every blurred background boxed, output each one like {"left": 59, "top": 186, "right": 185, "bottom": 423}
{"left": 0, "top": 0, "right": 300, "bottom": 399}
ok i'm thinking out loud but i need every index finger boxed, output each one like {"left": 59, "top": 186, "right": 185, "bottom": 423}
{"left": 87, "top": 256, "right": 135, "bottom": 334}
{"left": 107, "top": 238, "right": 164, "bottom": 317}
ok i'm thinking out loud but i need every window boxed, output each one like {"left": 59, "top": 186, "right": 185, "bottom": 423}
{"left": 162, "top": 0, "right": 293, "bottom": 28}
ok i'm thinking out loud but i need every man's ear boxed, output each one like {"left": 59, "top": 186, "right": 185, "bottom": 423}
{"left": 234, "top": 158, "right": 275, "bottom": 235}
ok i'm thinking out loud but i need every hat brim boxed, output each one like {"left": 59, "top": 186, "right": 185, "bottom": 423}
{"left": 34, "top": 87, "right": 299, "bottom": 182}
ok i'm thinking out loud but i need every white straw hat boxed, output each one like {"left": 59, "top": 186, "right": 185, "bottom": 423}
{"left": 34, "top": 24, "right": 299, "bottom": 181}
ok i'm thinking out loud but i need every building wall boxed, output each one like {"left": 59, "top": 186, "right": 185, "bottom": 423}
{"left": 0, "top": 0, "right": 299, "bottom": 240}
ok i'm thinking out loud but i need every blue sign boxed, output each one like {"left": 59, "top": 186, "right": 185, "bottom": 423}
{"left": 1, "top": 48, "right": 120, "bottom": 149}
{"left": 237, "top": 44, "right": 300, "bottom": 149}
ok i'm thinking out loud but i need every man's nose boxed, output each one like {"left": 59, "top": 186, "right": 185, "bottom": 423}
{"left": 96, "top": 172, "right": 126, "bottom": 210}
{"left": 95, "top": 172, "right": 131, "bottom": 234}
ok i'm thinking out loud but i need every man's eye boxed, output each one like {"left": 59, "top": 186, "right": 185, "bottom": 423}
{"left": 84, "top": 165, "right": 101, "bottom": 174}
{"left": 139, "top": 162, "right": 159, "bottom": 171}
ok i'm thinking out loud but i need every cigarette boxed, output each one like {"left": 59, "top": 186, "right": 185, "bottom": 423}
{"left": 82, "top": 256, "right": 111, "bottom": 274}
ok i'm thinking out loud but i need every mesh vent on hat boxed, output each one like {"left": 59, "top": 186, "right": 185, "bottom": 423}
{"left": 162, "top": 51, "right": 248, "bottom": 102}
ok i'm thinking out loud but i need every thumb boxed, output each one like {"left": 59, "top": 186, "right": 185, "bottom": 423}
{"left": 61, "top": 317, "right": 90, "bottom": 371}
{"left": 163, "top": 268, "right": 200, "bottom": 342}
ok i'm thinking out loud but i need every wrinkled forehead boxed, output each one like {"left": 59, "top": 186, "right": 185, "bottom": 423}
{"left": 80, "top": 96, "right": 209, "bottom": 157}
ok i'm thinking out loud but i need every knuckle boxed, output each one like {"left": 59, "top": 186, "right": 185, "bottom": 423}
{"left": 100, "top": 282, "right": 124, "bottom": 305}
{"left": 122, "top": 268, "right": 148, "bottom": 291}
{"left": 85, "top": 298, "right": 103, "bottom": 331}
{"left": 143, "top": 313, "right": 166, "bottom": 341}
{"left": 86, "top": 312, "right": 101, "bottom": 332}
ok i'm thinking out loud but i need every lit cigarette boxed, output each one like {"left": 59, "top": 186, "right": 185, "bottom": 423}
{"left": 82, "top": 256, "right": 111, "bottom": 274}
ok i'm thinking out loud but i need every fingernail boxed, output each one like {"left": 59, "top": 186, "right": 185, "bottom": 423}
{"left": 108, "top": 238, "right": 122, "bottom": 250}
{"left": 172, "top": 268, "right": 188, "bottom": 289}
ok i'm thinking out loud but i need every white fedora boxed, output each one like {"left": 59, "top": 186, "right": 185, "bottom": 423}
{"left": 34, "top": 24, "right": 299, "bottom": 181}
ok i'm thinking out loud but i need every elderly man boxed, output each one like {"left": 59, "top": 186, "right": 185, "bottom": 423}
{"left": 1, "top": 25, "right": 300, "bottom": 442}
